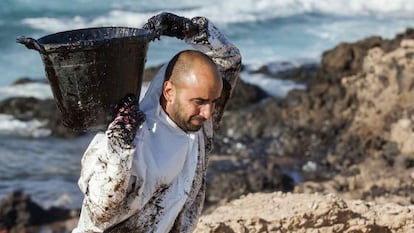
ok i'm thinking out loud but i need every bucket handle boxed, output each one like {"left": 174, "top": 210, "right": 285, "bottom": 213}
{"left": 145, "top": 22, "right": 200, "bottom": 42}
{"left": 16, "top": 36, "right": 46, "bottom": 54}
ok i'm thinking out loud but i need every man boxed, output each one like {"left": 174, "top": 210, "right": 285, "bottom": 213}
{"left": 72, "top": 12, "right": 241, "bottom": 233}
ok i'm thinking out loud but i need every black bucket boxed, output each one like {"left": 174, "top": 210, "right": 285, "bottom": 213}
{"left": 17, "top": 27, "right": 151, "bottom": 131}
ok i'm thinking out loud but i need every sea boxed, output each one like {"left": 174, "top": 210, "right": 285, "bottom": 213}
{"left": 1, "top": 0, "right": 414, "bottom": 210}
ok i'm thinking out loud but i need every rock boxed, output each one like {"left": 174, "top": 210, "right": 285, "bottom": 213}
{"left": 250, "top": 62, "right": 320, "bottom": 85}
{"left": 289, "top": 39, "right": 414, "bottom": 204}
{"left": 225, "top": 79, "right": 269, "bottom": 111}
{"left": 321, "top": 36, "right": 383, "bottom": 80}
{"left": 0, "top": 191, "right": 75, "bottom": 232}
{"left": 194, "top": 192, "right": 414, "bottom": 233}
{"left": 11, "top": 77, "right": 48, "bottom": 85}
{"left": 205, "top": 154, "right": 294, "bottom": 207}
{"left": 210, "top": 32, "right": 414, "bottom": 208}
{"left": 321, "top": 28, "right": 414, "bottom": 82}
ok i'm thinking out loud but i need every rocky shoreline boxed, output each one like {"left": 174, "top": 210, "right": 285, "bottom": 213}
{"left": 1, "top": 28, "right": 414, "bottom": 232}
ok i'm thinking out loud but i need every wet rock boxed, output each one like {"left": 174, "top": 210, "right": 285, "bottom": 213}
{"left": 11, "top": 77, "right": 47, "bottom": 85}
{"left": 250, "top": 62, "right": 320, "bottom": 85}
{"left": 0, "top": 191, "right": 75, "bottom": 232}
{"left": 225, "top": 79, "right": 269, "bottom": 111}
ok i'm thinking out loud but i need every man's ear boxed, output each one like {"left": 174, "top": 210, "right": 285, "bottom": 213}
{"left": 162, "top": 80, "right": 175, "bottom": 102}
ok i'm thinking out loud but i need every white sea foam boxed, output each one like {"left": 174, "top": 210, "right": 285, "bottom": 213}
{"left": 21, "top": 0, "right": 414, "bottom": 33}
{"left": 305, "top": 17, "right": 414, "bottom": 42}
{"left": 0, "top": 83, "right": 53, "bottom": 101}
{"left": 240, "top": 71, "right": 306, "bottom": 98}
{"left": 21, "top": 11, "right": 155, "bottom": 33}
{"left": 0, "top": 114, "right": 51, "bottom": 138}
{"left": 0, "top": 81, "right": 149, "bottom": 101}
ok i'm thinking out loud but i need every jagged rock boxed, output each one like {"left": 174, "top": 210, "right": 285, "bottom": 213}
{"left": 211, "top": 37, "right": 414, "bottom": 207}
{"left": 0, "top": 191, "right": 75, "bottom": 232}
{"left": 293, "top": 39, "right": 414, "bottom": 205}
{"left": 321, "top": 28, "right": 414, "bottom": 81}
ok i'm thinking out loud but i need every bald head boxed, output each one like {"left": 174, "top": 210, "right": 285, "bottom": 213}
{"left": 165, "top": 50, "right": 220, "bottom": 87}
{"left": 161, "top": 50, "right": 223, "bottom": 132}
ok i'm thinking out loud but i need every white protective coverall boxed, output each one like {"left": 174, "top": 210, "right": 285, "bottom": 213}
{"left": 72, "top": 17, "right": 241, "bottom": 233}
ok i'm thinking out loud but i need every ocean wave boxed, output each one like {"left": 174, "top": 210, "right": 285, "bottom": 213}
{"left": 20, "top": 0, "right": 414, "bottom": 33}
{"left": 21, "top": 11, "right": 155, "bottom": 33}
{"left": 0, "top": 83, "right": 53, "bottom": 101}
{"left": 0, "top": 83, "right": 52, "bottom": 138}
{"left": 240, "top": 71, "right": 306, "bottom": 98}
{"left": 0, "top": 114, "right": 51, "bottom": 138}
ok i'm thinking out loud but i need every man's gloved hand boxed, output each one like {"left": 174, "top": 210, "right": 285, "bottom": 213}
{"left": 107, "top": 94, "right": 145, "bottom": 148}
{"left": 143, "top": 12, "right": 199, "bottom": 40}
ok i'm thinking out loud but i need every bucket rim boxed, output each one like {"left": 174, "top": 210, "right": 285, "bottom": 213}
{"left": 36, "top": 26, "right": 150, "bottom": 53}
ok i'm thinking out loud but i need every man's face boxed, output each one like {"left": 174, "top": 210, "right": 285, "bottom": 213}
{"left": 165, "top": 73, "right": 222, "bottom": 132}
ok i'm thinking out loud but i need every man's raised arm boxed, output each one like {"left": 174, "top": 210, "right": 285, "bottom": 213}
{"left": 144, "top": 13, "right": 242, "bottom": 128}
{"left": 186, "top": 16, "right": 241, "bottom": 129}
{"left": 77, "top": 95, "right": 145, "bottom": 230}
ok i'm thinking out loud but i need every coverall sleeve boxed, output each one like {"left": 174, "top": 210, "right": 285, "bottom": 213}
{"left": 77, "top": 104, "right": 145, "bottom": 230}
{"left": 185, "top": 17, "right": 242, "bottom": 129}
{"left": 77, "top": 133, "right": 134, "bottom": 228}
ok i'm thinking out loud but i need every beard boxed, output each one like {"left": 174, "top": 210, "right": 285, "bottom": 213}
{"left": 170, "top": 102, "right": 205, "bottom": 132}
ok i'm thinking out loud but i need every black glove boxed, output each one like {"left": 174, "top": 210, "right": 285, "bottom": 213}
{"left": 107, "top": 94, "right": 145, "bottom": 148}
{"left": 143, "top": 12, "right": 199, "bottom": 40}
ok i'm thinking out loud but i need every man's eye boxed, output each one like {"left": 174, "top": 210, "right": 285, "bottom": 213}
{"left": 194, "top": 100, "right": 205, "bottom": 105}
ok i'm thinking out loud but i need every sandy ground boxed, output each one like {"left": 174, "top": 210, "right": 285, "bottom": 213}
{"left": 194, "top": 192, "right": 414, "bottom": 233}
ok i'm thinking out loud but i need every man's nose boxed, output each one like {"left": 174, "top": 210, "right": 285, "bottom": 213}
{"left": 200, "top": 103, "right": 214, "bottom": 120}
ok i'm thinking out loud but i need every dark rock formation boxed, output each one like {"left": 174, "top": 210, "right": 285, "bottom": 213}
{"left": 250, "top": 62, "right": 320, "bottom": 86}
{"left": 11, "top": 77, "right": 48, "bottom": 85}
{"left": 0, "top": 191, "right": 75, "bottom": 232}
